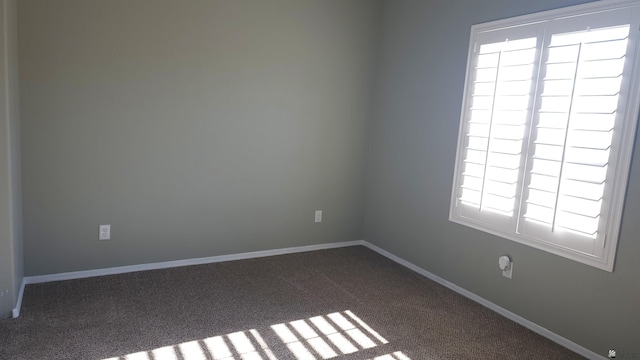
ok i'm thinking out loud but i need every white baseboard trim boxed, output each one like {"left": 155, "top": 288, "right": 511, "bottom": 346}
{"left": 13, "top": 240, "right": 362, "bottom": 318}
{"left": 23, "top": 240, "right": 365, "bottom": 285}
{"left": 11, "top": 277, "right": 26, "bottom": 318}
{"left": 362, "top": 241, "right": 606, "bottom": 360}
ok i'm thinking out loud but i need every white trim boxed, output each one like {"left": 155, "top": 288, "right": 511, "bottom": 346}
{"left": 476, "top": 0, "right": 640, "bottom": 30}
{"left": 3, "top": 0, "right": 22, "bottom": 321}
{"left": 11, "top": 277, "right": 25, "bottom": 318}
{"left": 362, "top": 241, "right": 607, "bottom": 360}
{"left": 23, "top": 240, "right": 365, "bottom": 285}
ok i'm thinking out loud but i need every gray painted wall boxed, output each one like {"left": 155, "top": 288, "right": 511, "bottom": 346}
{"left": 19, "top": 0, "right": 381, "bottom": 275}
{"left": 0, "top": 0, "right": 22, "bottom": 318}
{"left": 364, "top": 0, "right": 639, "bottom": 356}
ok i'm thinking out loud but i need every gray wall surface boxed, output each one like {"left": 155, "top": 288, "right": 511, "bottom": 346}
{"left": 15, "top": 0, "right": 640, "bottom": 356}
{"left": 364, "top": 0, "right": 639, "bottom": 356}
{"left": 19, "top": 0, "right": 381, "bottom": 275}
{"left": 0, "top": 0, "right": 22, "bottom": 318}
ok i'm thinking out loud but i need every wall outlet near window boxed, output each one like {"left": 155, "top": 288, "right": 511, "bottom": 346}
{"left": 99, "top": 225, "right": 110, "bottom": 240}
{"left": 499, "top": 256, "right": 513, "bottom": 279}
{"left": 315, "top": 210, "right": 322, "bottom": 223}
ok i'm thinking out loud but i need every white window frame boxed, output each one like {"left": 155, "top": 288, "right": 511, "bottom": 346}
{"left": 449, "top": 0, "right": 640, "bottom": 271}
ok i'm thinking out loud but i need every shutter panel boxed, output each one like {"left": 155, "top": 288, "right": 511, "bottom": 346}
{"left": 454, "top": 26, "right": 540, "bottom": 231}
{"left": 519, "top": 15, "right": 634, "bottom": 256}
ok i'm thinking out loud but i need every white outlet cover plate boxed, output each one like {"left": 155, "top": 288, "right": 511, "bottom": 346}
{"left": 99, "top": 225, "right": 110, "bottom": 240}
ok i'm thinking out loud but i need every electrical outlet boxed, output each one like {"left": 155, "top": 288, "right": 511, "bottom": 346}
{"left": 315, "top": 210, "right": 322, "bottom": 223}
{"left": 99, "top": 225, "right": 110, "bottom": 240}
{"left": 499, "top": 256, "right": 513, "bottom": 279}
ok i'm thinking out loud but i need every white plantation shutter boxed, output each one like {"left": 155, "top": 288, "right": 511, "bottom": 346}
{"left": 458, "top": 28, "right": 540, "bottom": 231}
{"left": 521, "top": 15, "right": 634, "bottom": 257}
{"left": 461, "top": 37, "right": 537, "bottom": 217}
{"left": 450, "top": 1, "right": 640, "bottom": 271}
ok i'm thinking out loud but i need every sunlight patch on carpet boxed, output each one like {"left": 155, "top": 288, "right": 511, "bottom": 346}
{"left": 102, "top": 310, "right": 411, "bottom": 360}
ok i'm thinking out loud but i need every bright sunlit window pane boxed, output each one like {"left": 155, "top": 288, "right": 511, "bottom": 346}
{"left": 568, "top": 130, "right": 613, "bottom": 149}
{"left": 562, "top": 179, "right": 605, "bottom": 200}
{"left": 582, "top": 39, "right": 628, "bottom": 61}
{"left": 576, "top": 77, "right": 622, "bottom": 96}
{"left": 547, "top": 45, "right": 579, "bottom": 63}
{"left": 545, "top": 63, "right": 577, "bottom": 79}
{"left": 551, "top": 25, "right": 629, "bottom": 46}
{"left": 556, "top": 211, "right": 599, "bottom": 236}
{"left": 479, "top": 37, "right": 537, "bottom": 53}
{"left": 477, "top": 53, "right": 500, "bottom": 68}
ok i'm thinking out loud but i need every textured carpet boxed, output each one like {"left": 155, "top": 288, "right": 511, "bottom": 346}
{"left": 0, "top": 246, "right": 584, "bottom": 359}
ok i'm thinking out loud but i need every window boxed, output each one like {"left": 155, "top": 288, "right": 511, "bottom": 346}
{"left": 450, "top": 0, "right": 640, "bottom": 271}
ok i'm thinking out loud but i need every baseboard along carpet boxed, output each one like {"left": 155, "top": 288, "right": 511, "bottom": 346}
{"left": 0, "top": 246, "right": 584, "bottom": 359}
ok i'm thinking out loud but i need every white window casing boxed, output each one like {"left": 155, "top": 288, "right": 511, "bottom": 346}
{"left": 450, "top": 0, "right": 640, "bottom": 271}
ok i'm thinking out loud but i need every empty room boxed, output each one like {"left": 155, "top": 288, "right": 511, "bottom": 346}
{"left": 1, "top": 0, "right": 639, "bottom": 359}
